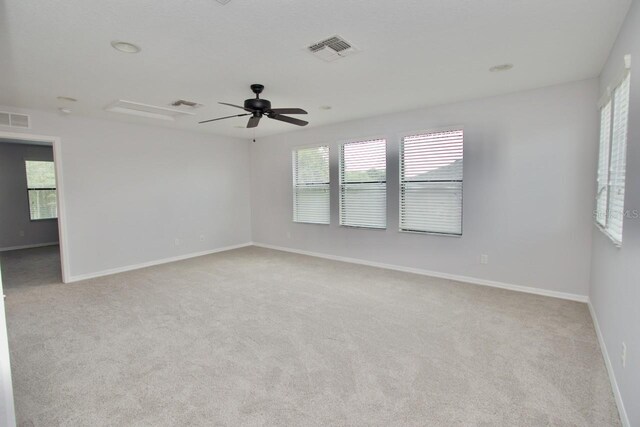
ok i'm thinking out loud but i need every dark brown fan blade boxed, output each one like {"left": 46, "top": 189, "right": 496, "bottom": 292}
{"left": 219, "top": 102, "right": 254, "bottom": 112}
{"left": 268, "top": 114, "right": 308, "bottom": 126}
{"left": 199, "top": 113, "right": 251, "bottom": 124}
{"left": 267, "top": 108, "right": 307, "bottom": 115}
{"left": 247, "top": 115, "right": 261, "bottom": 128}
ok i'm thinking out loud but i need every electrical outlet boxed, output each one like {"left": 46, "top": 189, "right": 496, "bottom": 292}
{"left": 286, "top": 231, "right": 291, "bottom": 239}
{"left": 622, "top": 342, "right": 627, "bottom": 368}
{"left": 199, "top": 234, "right": 205, "bottom": 242}
{"left": 480, "top": 254, "right": 489, "bottom": 265}
{"left": 19, "top": 230, "right": 25, "bottom": 237}
{"left": 174, "top": 238, "right": 181, "bottom": 246}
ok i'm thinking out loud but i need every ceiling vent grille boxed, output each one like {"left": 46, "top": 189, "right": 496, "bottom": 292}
{"left": 105, "top": 100, "right": 196, "bottom": 121}
{"left": 308, "top": 35, "right": 358, "bottom": 62}
{"left": 171, "top": 99, "right": 203, "bottom": 109}
{"left": 0, "top": 111, "right": 30, "bottom": 129}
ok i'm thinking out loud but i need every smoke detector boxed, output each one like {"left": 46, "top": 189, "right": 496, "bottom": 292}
{"left": 111, "top": 41, "right": 141, "bottom": 54}
{"left": 307, "top": 35, "right": 358, "bottom": 62}
{"left": 489, "top": 63, "right": 514, "bottom": 72}
{"left": 57, "top": 96, "right": 77, "bottom": 102}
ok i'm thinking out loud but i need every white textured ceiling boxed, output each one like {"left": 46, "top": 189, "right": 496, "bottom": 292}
{"left": 0, "top": 0, "right": 631, "bottom": 138}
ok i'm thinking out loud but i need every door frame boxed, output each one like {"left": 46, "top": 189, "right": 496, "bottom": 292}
{"left": 0, "top": 131, "right": 70, "bottom": 283}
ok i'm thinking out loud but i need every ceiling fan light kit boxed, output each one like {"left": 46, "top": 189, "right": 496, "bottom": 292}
{"left": 199, "top": 84, "right": 309, "bottom": 128}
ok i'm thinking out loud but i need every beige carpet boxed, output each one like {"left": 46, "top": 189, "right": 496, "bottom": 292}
{"left": 1, "top": 245, "right": 620, "bottom": 426}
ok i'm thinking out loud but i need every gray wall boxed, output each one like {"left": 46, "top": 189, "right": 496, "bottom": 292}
{"left": 590, "top": 1, "right": 640, "bottom": 425}
{"left": 0, "top": 142, "right": 59, "bottom": 250}
{"left": 0, "top": 107, "right": 253, "bottom": 280}
{"left": 251, "top": 79, "right": 599, "bottom": 299}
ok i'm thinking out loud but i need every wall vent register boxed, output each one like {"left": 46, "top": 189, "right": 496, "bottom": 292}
{"left": 0, "top": 111, "right": 30, "bottom": 129}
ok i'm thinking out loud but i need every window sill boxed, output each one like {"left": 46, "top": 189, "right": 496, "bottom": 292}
{"left": 30, "top": 218, "right": 58, "bottom": 222}
{"left": 595, "top": 223, "right": 622, "bottom": 248}
{"left": 340, "top": 224, "right": 387, "bottom": 230}
{"left": 292, "top": 220, "right": 329, "bottom": 226}
{"left": 399, "top": 229, "right": 462, "bottom": 237}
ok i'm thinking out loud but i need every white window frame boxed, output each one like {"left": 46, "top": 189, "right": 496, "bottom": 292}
{"left": 339, "top": 136, "right": 387, "bottom": 230}
{"left": 24, "top": 159, "right": 58, "bottom": 221}
{"left": 399, "top": 126, "right": 464, "bottom": 236}
{"left": 595, "top": 55, "right": 631, "bottom": 247}
{"left": 292, "top": 145, "right": 330, "bottom": 225}
{"left": 595, "top": 101, "right": 612, "bottom": 228}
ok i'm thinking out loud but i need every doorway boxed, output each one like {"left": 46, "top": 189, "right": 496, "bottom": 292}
{"left": 0, "top": 132, "right": 69, "bottom": 283}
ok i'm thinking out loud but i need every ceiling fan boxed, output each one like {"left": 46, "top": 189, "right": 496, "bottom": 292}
{"left": 199, "top": 84, "right": 308, "bottom": 128}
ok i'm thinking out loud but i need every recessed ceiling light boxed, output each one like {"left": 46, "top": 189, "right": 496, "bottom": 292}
{"left": 111, "top": 40, "right": 141, "bottom": 54}
{"left": 57, "top": 96, "right": 77, "bottom": 102}
{"left": 58, "top": 107, "right": 72, "bottom": 114}
{"left": 234, "top": 125, "right": 245, "bottom": 129}
{"left": 489, "top": 63, "right": 514, "bottom": 72}
{"left": 319, "top": 105, "right": 332, "bottom": 110}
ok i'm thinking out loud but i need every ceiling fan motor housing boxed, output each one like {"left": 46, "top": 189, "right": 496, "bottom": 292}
{"left": 244, "top": 98, "right": 271, "bottom": 113}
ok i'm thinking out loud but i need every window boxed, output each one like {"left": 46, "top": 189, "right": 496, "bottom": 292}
{"left": 25, "top": 160, "right": 57, "bottom": 220}
{"left": 292, "top": 146, "right": 330, "bottom": 224}
{"left": 596, "top": 72, "right": 631, "bottom": 245}
{"left": 595, "top": 101, "right": 611, "bottom": 227}
{"left": 339, "top": 138, "right": 387, "bottom": 229}
{"left": 400, "top": 129, "right": 463, "bottom": 235}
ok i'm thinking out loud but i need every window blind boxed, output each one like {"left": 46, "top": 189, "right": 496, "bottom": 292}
{"left": 607, "top": 73, "right": 631, "bottom": 244}
{"left": 400, "top": 130, "right": 463, "bottom": 235}
{"left": 596, "top": 101, "right": 612, "bottom": 227}
{"left": 292, "top": 146, "right": 330, "bottom": 224}
{"left": 339, "top": 138, "right": 386, "bottom": 229}
{"left": 25, "top": 160, "right": 58, "bottom": 220}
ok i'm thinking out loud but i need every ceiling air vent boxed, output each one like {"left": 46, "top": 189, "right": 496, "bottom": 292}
{"left": 171, "top": 99, "right": 203, "bottom": 109}
{"left": 0, "top": 111, "right": 30, "bottom": 128}
{"left": 105, "top": 100, "right": 196, "bottom": 121}
{"left": 307, "top": 35, "right": 358, "bottom": 62}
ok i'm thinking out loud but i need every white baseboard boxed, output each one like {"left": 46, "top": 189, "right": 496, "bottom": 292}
{"left": 67, "top": 242, "right": 252, "bottom": 283}
{"left": 0, "top": 242, "right": 59, "bottom": 252}
{"left": 588, "top": 302, "right": 630, "bottom": 427}
{"left": 251, "top": 242, "right": 589, "bottom": 303}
